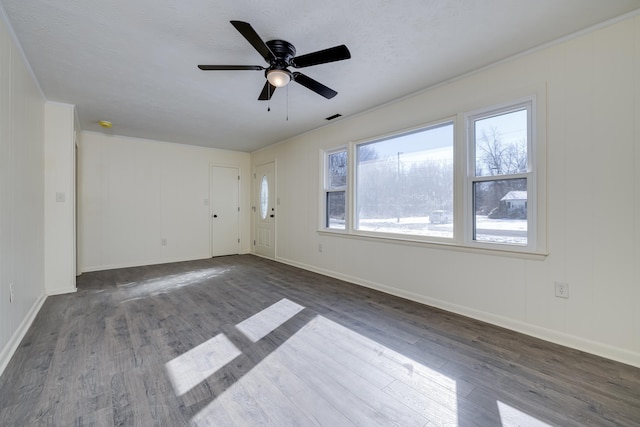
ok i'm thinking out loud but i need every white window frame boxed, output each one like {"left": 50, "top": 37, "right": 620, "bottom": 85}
{"left": 321, "top": 146, "right": 348, "bottom": 232}
{"left": 319, "top": 91, "right": 546, "bottom": 258}
{"left": 464, "top": 97, "right": 537, "bottom": 252}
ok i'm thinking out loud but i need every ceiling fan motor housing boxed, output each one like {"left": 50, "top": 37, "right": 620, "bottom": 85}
{"left": 266, "top": 40, "right": 296, "bottom": 70}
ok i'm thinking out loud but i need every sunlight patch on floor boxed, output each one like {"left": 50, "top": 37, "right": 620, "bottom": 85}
{"left": 498, "top": 401, "right": 552, "bottom": 427}
{"left": 236, "top": 298, "right": 305, "bottom": 342}
{"left": 192, "top": 315, "right": 458, "bottom": 426}
{"left": 166, "top": 298, "right": 303, "bottom": 397}
{"left": 165, "top": 333, "right": 241, "bottom": 396}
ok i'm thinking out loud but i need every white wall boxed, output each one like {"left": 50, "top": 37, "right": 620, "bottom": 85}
{"left": 252, "top": 15, "right": 640, "bottom": 367}
{"left": 0, "top": 13, "right": 46, "bottom": 374}
{"left": 44, "top": 102, "right": 76, "bottom": 295}
{"left": 79, "top": 132, "right": 251, "bottom": 272}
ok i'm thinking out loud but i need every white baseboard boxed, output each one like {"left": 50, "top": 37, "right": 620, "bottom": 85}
{"left": 0, "top": 293, "right": 47, "bottom": 377}
{"left": 276, "top": 256, "right": 640, "bottom": 369}
{"left": 81, "top": 255, "right": 214, "bottom": 273}
{"left": 46, "top": 286, "right": 77, "bottom": 296}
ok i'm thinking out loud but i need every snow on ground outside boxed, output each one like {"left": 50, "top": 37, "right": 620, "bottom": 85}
{"left": 329, "top": 216, "right": 527, "bottom": 245}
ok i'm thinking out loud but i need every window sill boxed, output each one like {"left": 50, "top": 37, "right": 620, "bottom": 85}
{"left": 317, "top": 229, "right": 548, "bottom": 261}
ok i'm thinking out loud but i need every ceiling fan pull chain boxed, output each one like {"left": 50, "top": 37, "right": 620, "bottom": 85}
{"left": 286, "top": 85, "right": 289, "bottom": 121}
{"left": 267, "top": 84, "right": 271, "bottom": 112}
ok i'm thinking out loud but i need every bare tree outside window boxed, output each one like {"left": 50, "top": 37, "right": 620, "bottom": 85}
{"left": 328, "top": 150, "right": 347, "bottom": 188}
{"left": 476, "top": 126, "right": 527, "bottom": 177}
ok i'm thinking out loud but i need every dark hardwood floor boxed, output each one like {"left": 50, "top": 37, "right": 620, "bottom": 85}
{"left": 1, "top": 255, "right": 639, "bottom": 426}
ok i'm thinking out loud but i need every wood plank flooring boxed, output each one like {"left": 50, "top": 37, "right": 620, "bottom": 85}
{"left": 1, "top": 255, "right": 639, "bottom": 426}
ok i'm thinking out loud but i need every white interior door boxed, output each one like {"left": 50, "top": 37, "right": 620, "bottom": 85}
{"left": 210, "top": 165, "right": 240, "bottom": 257}
{"left": 254, "top": 162, "right": 275, "bottom": 259}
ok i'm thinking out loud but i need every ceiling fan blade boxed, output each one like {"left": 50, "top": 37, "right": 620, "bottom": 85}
{"left": 258, "top": 81, "right": 277, "bottom": 101}
{"left": 230, "top": 20, "right": 275, "bottom": 63}
{"left": 198, "top": 65, "right": 264, "bottom": 71}
{"left": 292, "top": 72, "right": 337, "bottom": 99}
{"left": 291, "top": 45, "right": 351, "bottom": 68}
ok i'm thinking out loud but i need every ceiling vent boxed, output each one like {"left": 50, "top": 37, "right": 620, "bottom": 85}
{"left": 325, "top": 113, "right": 342, "bottom": 121}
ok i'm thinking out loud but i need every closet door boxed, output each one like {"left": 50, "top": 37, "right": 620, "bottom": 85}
{"left": 210, "top": 165, "right": 240, "bottom": 257}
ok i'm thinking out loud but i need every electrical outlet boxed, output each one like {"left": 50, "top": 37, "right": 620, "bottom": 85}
{"left": 318, "top": 244, "right": 323, "bottom": 253}
{"left": 9, "top": 283, "right": 13, "bottom": 303}
{"left": 555, "top": 282, "right": 569, "bottom": 299}
{"left": 161, "top": 238, "right": 167, "bottom": 246}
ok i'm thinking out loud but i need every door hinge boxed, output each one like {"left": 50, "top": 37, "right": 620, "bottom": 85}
{"left": 238, "top": 238, "right": 240, "bottom": 243}
{"left": 238, "top": 175, "right": 240, "bottom": 181}
{"left": 253, "top": 240, "right": 256, "bottom": 245}
{"left": 238, "top": 207, "right": 240, "bottom": 212}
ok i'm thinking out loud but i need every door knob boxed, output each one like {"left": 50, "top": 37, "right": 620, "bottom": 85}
{"left": 213, "top": 214, "right": 218, "bottom": 218}
{"left": 270, "top": 214, "right": 274, "bottom": 218}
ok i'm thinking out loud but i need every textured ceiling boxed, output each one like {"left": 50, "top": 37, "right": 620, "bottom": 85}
{"left": 1, "top": 0, "right": 639, "bottom": 152}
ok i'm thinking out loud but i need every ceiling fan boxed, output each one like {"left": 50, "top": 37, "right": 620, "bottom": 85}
{"left": 198, "top": 21, "right": 351, "bottom": 100}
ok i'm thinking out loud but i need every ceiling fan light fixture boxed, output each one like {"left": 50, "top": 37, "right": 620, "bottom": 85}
{"left": 266, "top": 69, "right": 291, "bottom": 87}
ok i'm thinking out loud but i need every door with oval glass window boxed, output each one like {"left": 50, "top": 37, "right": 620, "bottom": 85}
{"left": 254, "top": 161, "right": 275, "bottom": 258}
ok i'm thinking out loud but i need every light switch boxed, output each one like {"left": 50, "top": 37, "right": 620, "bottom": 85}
{"left": 55, "top": 192, "right": 65, "bottom": 202}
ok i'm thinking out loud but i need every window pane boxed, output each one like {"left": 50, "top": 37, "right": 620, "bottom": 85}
{"left": 473, "top": 178, "right": 527, "bottom": 245}
{"left": 326, "top": 191, "right": 346, "bottom": 229}
{"left": 475, "top": 109, "right": 527, "bottom": 177}
{"left": 260, "top": 175, "right": 268, "bottom": 220}
{"left": 327, "top": 150, "right": 347, "bottom": 189}
{"left": 356, "top": 123, "right": 453, "bottom": 238}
